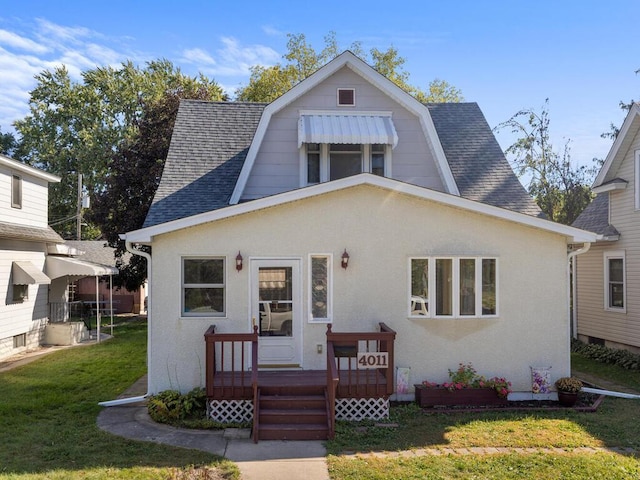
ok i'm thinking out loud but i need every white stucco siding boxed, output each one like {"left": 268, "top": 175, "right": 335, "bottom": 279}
{"left": 149, "top": 185, "right": 570, "bottom": 395}
{"left": 242, "top": 67, "right": 445, "bottom": 201}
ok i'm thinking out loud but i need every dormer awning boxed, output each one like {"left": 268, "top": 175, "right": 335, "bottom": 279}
{"left": 298, "top": 112, "right": 398, "bottom": 149}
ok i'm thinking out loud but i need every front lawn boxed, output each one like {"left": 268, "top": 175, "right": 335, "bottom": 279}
{"left": 327, "top": 353, "right": 640, "bottom": 479}
{"left": 0, "top": 318, "right": 238, "bottom": 480}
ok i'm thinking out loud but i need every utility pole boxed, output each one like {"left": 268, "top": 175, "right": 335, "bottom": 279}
{"left": 77, "top": 173, "right": 82, "bottom": 240}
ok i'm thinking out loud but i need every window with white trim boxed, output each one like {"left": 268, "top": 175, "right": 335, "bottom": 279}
{"left": 409, "top": 257, "right": 498, "bottom": 318}
{"left": 604, "top": 251, "right": 625, "bottom": 311}
{"left": 12, "top": 284, "right": 28, "bottom": 302}
{"left": 309, "top": 254, "right": 332, "bottom": 322}
{"left": 11, "top": 174, "right": 22, "bottom": 209}
{"left": 182, "top": 257, "right": 225, "bottom": 316}
{"left": 304, "top": 143, "right": 390, "bottom": 184}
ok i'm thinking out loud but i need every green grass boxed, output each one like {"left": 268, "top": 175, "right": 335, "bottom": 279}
{"left": 0, "top": 318, "right": 238, "bottom": 480}
{"left": 327, "top": 353, "right": 640, "bottom": 479}
{"left": 571, "top": 352, "right": 640, "bottom": 391}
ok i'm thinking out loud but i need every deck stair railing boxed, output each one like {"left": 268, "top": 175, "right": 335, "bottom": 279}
{"left": 325, "top": 322, "right": 396, "bottom": 437}
{"left": 203, "top": 324, "right": 258, "bottom": 401}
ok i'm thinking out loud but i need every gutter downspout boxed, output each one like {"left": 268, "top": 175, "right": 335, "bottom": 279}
{"left": 98, "top": 240, "right": 151, "bottom": 407}
{"left": 568, "top": 242, "right": 591, "bottom": 341}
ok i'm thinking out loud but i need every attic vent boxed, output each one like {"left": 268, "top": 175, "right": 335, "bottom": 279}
{"left": 337, "top": 88, "right": 355, "bottom": 106}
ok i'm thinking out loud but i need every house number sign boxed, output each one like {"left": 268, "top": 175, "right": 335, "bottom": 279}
{"left": 356, "top": 352, "right": 388, "bottom": 369}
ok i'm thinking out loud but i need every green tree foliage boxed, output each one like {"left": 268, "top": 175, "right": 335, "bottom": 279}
{"left": 236, "top": 32, "right": 463, "bottom": 104}
{"left": 86, "top": 85, "right": 222, "bottom": 290}
{"left": 0, "top": 128, "right": 18, "bottom": 157}
{"left": 496, "top": 100, "right": 595, "bottom": 225}
{"left": 14, "top": 60, "right": 225, "bottom": 238}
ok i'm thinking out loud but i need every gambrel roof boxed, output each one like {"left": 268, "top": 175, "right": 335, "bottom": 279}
{"left": 143, "top": 51, "right": 541, "bottom": 229}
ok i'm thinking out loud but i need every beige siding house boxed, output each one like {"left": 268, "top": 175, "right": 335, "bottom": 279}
{"left": 122, "top": 52, "right": 595, "bottom": 433}
{"left": 573, "top": 103, "right": 640, "bottom": 352}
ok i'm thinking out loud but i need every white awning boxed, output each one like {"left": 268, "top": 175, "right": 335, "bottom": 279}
{"left": 298, "top": 114, "right": 398, "bottom": 148}
{"left": 12, "top": 261, "right": 51, "bottom": 285}
{"left": 45, "top": 256, "right": 118, "bottom": 280}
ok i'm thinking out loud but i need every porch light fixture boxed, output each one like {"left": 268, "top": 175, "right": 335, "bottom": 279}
{"left": 236, "top": 251, "right": 243, "bottom": 271}
{"left": 341, "top": 249, "right": 350, "bottom": 269}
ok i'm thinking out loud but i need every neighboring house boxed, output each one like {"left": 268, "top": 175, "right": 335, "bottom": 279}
{"left": 122, "top": 52, "right": 595, "bottom": 438}
{"left": 0, "top": 153, "right": 62, "bottom": 360}
{"left": 64, "top": 240, "right": 146, "bottom": 314}
{"left": 573, "top": 103, "right": 640, "bottom": 353}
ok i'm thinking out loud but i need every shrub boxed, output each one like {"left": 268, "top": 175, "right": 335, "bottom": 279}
{"left": 572, "top": 339, "right": 640, "bottom": 370}
{"left": 148, "top": 387, "right": 207, "bottom": 424}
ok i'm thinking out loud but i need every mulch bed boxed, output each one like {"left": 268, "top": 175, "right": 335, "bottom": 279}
{"left": 412, "top": 391, "right": 605, "bottom": 414}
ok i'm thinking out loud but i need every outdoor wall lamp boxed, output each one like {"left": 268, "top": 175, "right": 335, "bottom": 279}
{"left": 341, "top": 249, "right": 350, "bottom": 269}
{"left": 236, "top": 251, "right": 243, "bottom": 271}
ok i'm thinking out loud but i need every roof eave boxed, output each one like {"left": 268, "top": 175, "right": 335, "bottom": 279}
{"left": 124, "top": 174, "right": 597, "bottom": 245}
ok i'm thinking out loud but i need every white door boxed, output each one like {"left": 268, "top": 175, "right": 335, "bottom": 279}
{"left": 250, "top": 258, "right": 302, "bottom": 367}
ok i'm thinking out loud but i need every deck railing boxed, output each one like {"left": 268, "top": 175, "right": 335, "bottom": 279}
{"left": 325, "top": 322, "right": 396, "bottom": 437}
{"left": 203, "top": 325, "right": 258, "bottom": 399}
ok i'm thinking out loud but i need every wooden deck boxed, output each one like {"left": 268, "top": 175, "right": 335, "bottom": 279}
{"left": 209, "top": 369, "right": 389, "bottom": 400}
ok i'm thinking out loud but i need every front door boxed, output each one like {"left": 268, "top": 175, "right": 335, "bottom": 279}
{"left": 250, "top": 258, "right": 302, "bottom": 367}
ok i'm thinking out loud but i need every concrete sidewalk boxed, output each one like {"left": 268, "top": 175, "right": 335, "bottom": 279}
{"left": 96, "top": 377, "right": 329, "bottom": 480}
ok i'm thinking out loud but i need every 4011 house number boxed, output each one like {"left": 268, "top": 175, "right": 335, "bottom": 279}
{"left": 357, "top": 352, "right": 389, "bottom": 369}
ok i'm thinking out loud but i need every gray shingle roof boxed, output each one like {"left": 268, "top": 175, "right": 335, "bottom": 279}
{"left": 0, "top": 222, "right": 64, "bottom": 243}
{"left": 143, "top": 101, "right": 266, "bottom": 228}
{"left": 427, "top": 103, "right": 542, "bottom": 217}
{"left": 64, "top": 240, "right": 130, "bottom": 266}
{"left": 572, "top": 193, "right": 619, "bottom": 237}
{"left": 143, "top": 100, "right": 541, "bottom": 228}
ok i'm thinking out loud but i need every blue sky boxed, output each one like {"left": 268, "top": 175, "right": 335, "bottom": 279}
{"left": 0, "top": 1, "right": 639, "bottom": 169}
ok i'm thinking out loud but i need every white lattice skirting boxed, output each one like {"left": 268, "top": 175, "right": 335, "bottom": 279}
{"left": 335, "top": 397, "right": 389, "bottom": 421}
{"left": 207, "top": 399, "right": 253, "bottom": 423}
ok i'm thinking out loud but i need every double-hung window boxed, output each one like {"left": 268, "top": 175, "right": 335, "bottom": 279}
{"left": 409, "top": 257, "right": 498, "bottom": 318}
{"left": 304, "top": 143, "right": 389, "bottom": 184}
{"left": 604, "top": 251, "right": 625, "bottom": 311}
{"left": 182, "top": 257, "right": 225, "bottom": 316}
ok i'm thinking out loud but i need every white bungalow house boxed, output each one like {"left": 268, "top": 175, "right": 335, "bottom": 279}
{"left": 573, "top": 103, "right": 640, "bottom": 352}
{"left": 122, "top": 51, "right": 596, "bottom": 440}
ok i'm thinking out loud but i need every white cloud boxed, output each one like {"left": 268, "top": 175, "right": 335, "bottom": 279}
{"left": 181, "top": 37, "right": 280, "bottom": 78}
{"left": 0, "top": 29, "right": 49, "bottom": 54}
{"left": 182, "top": 48, "right": 216, "bottom": 66}
{"left": 262, "top": 25, "right": 284, "bottom": 37}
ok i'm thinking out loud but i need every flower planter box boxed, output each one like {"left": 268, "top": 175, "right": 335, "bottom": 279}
{"left": 414, "top": 385, "right": 508, "bottom": 407}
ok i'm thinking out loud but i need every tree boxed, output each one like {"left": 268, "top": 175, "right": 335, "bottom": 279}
{"left": 14, "top": 60, "right": 225, "bottom": 238}
{"left": 0, "top": 128, "right": 18, "bottom": 157}
{"left": 86, "top": 85, "right": 222, "bottom": 290}
{"left": 236, "top": 32, "right": 463, "bottom": 104}
{"left": 495, "top": 100, "right": 595, "bottom": 225}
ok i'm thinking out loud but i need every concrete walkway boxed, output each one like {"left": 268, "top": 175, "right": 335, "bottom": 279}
{"left": 97, "top": 375, "right": 329, "bottom": 480}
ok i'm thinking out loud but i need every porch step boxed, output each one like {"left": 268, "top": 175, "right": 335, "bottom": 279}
{"left": 258, "top": 423, "right": 328, "bottom": 441}
{"left": 257, "top": 392, "right": 329, "bottom": 441}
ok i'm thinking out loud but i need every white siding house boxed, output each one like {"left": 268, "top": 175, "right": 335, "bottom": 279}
{"left": 0, "top": 154, "right": 63, "bottom": 360}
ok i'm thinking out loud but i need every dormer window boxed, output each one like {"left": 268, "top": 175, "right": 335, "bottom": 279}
{"left": 337, "top": 88, "right": 355, "bottom": 106}
{"left": 11, "top": 174, "right": 22, "bottom": 209}
{"left": 304, "top": 143, "right": 390, "bottom": 184}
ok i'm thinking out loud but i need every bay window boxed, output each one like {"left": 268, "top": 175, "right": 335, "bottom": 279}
{"left": 409, "top": 256, "right": 498, "bottom": 318}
